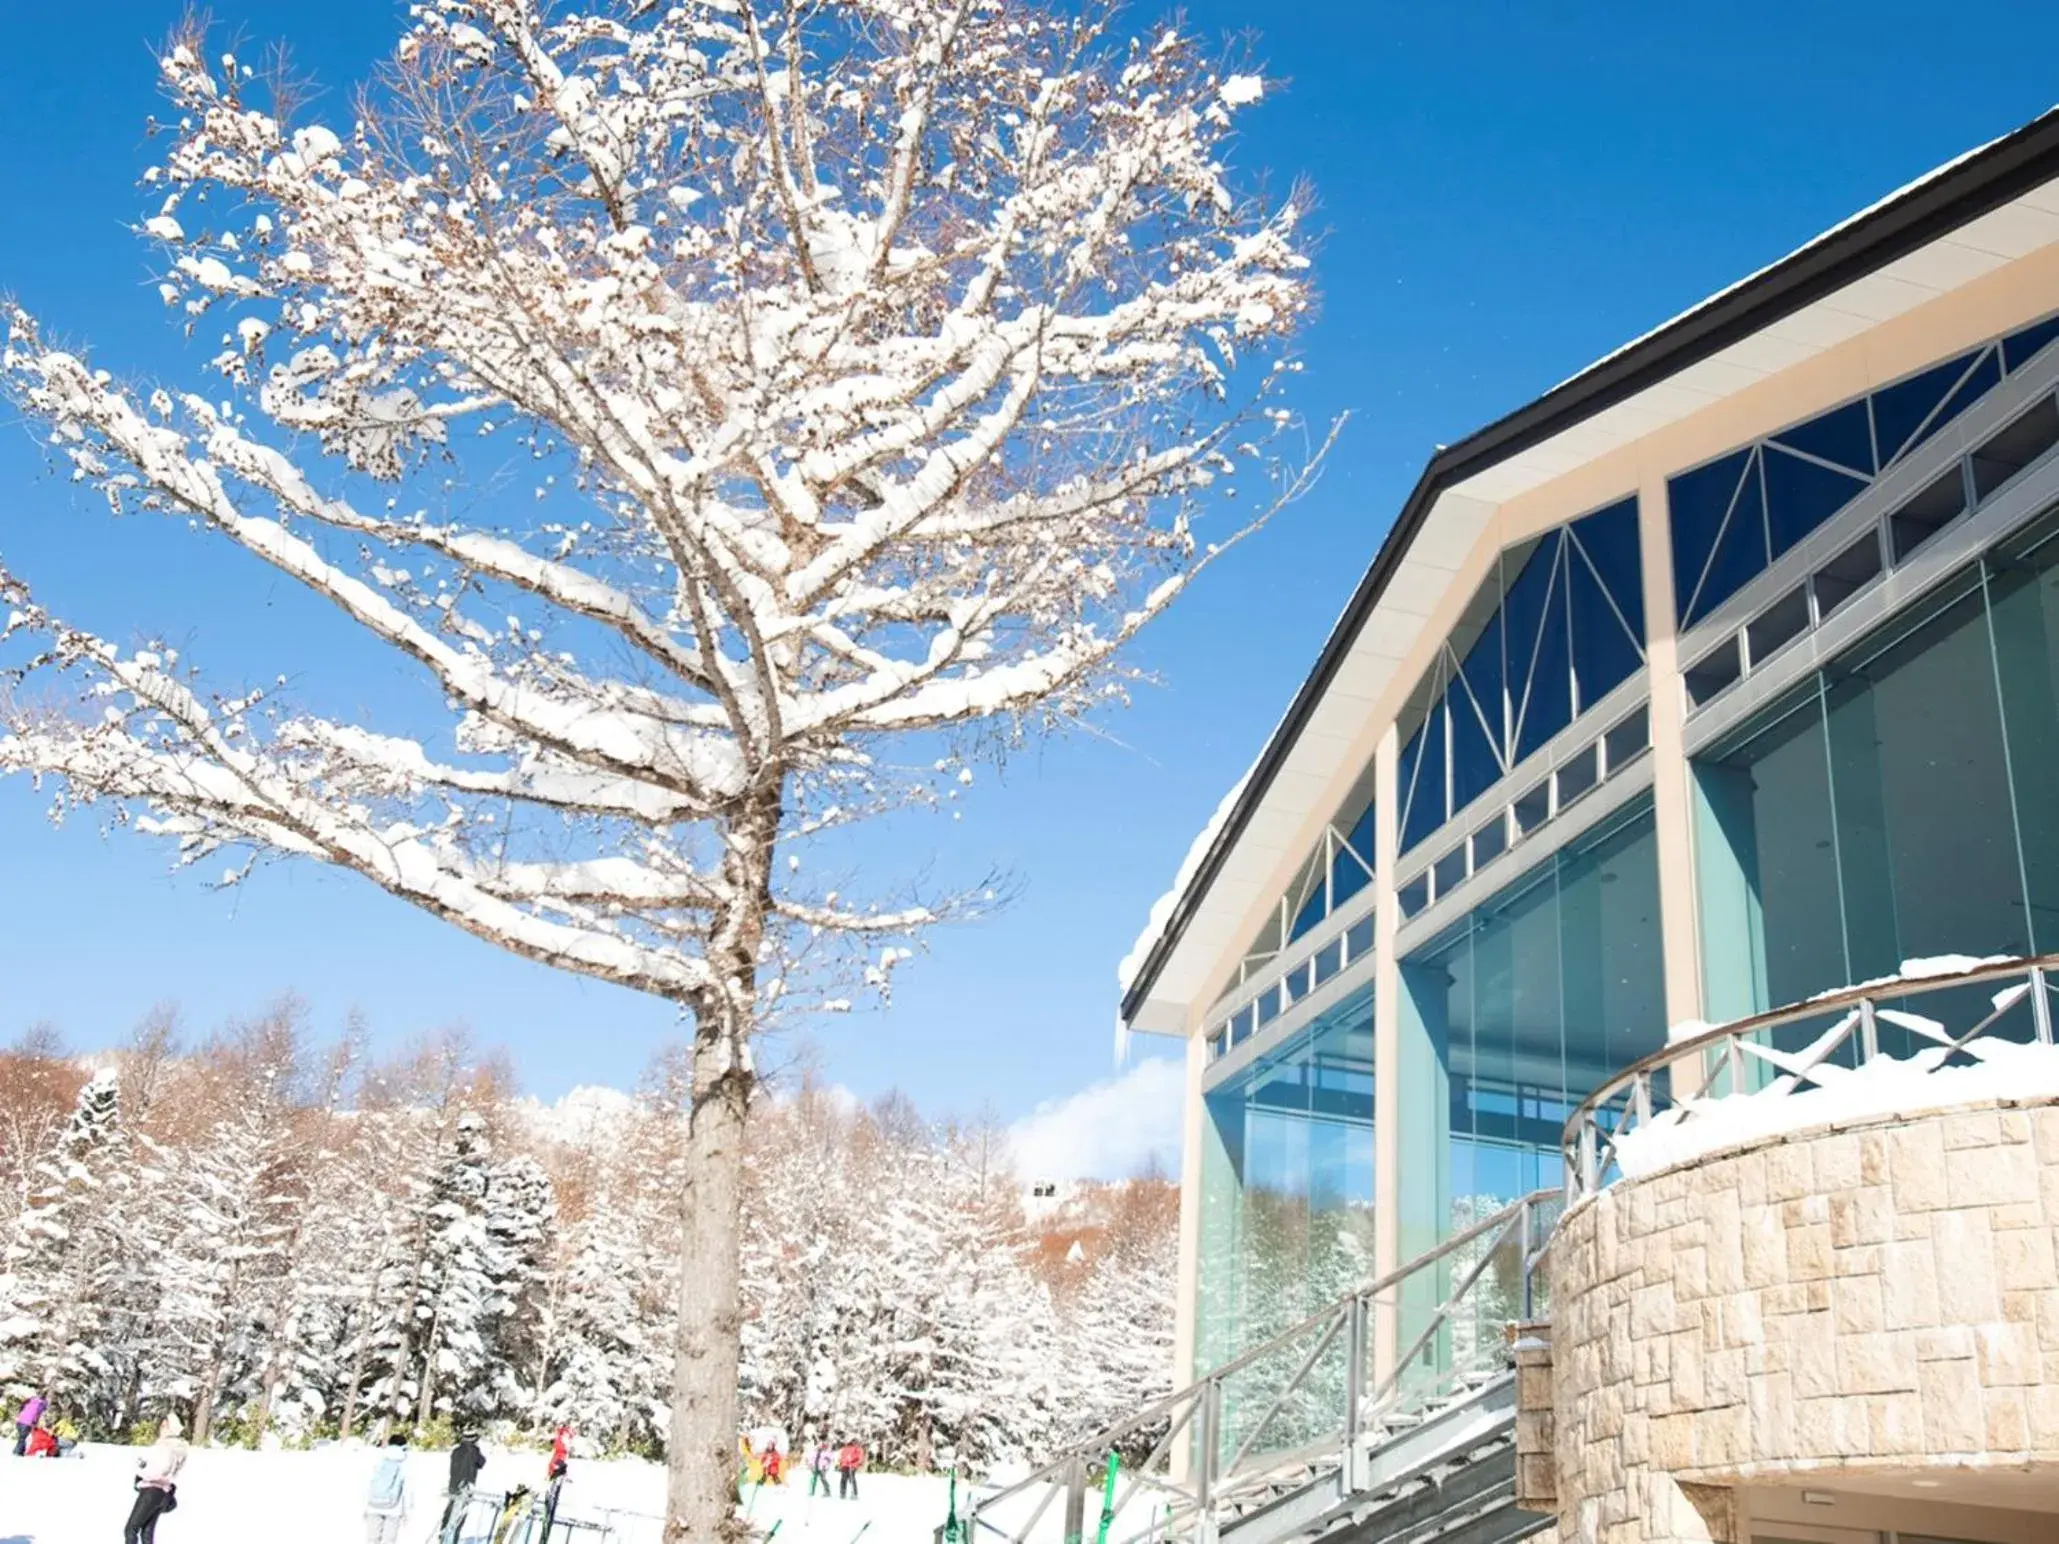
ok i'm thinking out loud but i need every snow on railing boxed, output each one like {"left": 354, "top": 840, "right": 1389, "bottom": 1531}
{"left": 1561, "top": 952, "right": 2059, "bottom": 1204}
{"left": 967, "top": 1189, "right": 1559, "bottom": 1544}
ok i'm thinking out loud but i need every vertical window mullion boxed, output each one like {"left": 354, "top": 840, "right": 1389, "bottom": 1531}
{"left": 1563, "top": 537, "right": 1581, "bottom": 720}
{"left": 1976, "top": 557, "right": 2040, "bottom": 951}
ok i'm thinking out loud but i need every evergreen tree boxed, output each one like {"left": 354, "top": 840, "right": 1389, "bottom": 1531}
{"left": 410, "top": 1112, "right": 497, "bottom": 1431}
{"left": 152, "top": 1014, "right": 308, "bottom": 1442}
{"left": 0, "top": 1070, "right": 124, "bottom": 1409}
{"left": 480, "top": 1152, "right": 554, "bottom": 1419}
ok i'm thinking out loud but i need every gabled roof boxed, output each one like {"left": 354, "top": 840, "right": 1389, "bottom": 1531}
{"left": 1120, "top": 105, "right": 2059, "bottom": 1031}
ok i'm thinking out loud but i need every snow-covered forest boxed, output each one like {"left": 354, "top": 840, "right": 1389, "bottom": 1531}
{"left": 0, "top": 1002, "right": 1173, "bottom": 1470}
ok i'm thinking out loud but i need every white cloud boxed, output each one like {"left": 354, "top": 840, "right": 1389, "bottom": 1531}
{"left": 1007, "top": 1056, "right": 1184, "bottom": 1185}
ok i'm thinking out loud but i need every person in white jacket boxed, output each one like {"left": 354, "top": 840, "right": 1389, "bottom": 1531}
{"left": 364, "top": 1432, "right": 411, "bottom": 1544}
{"left": 124, "top": 1416, "right": 189, "bottom": 1544}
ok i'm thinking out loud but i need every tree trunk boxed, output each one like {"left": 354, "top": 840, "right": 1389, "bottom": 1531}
{"left": 666, "top": 785, "right": 776, "bottom": 1543}
{"left": 416, "top": 1317, "right": 441, "bottom": 1438}
{"left": 531, "top": 1273, "right": 563, "bottom": 1430}
{"left": 339, "top": 1278, "right": 380, "bottom": 1440}
{"left": 191, "top": 1366, "right": 218, "bottom": 1446}
{"left": 665, "top": 1025, "right": 754, "bottom": 1543}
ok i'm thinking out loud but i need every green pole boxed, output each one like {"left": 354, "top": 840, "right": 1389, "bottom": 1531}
{"left": 1094, "top": 1452, "right": 1120, "bottom": 1544}
{"left": 943, "top": 1465, "right": 962, "bottom": 1544}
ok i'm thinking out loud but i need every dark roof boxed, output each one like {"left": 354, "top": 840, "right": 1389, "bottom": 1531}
{"left": 1121, "top": 104, "right": 2059, "bottom": 1025}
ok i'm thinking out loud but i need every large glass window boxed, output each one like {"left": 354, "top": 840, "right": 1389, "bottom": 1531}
{"left": 1397, "top": 499, "right": 1645, "bottom": 855}
{"left": 1393, "top": 804, "right": 1664, "bottom": 1381}
{"left": 1397, "top": 803, "right": 1665, "bottom": 1246}
{"left": 1228, "top": 780, "right": 1376, "bottom": 991}
{"left": 1694, "top": 511, "right": 2059, "bottom": 1023}
{"left": 1196, "top": 988, "right": 1374, "bottom": 1433}
{"left": 1671, "top": 312, "right": 2059, "bottom": 629}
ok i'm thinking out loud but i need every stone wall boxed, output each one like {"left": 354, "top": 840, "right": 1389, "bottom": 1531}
{"left": 1550, "top": 1098, "right": 2059, "bottom": 1543}
{"left": 1513, "top": 1321, "right": 1556, "bottom": 1512}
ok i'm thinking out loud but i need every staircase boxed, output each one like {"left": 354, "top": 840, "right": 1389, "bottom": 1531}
{"left": 968, "top": 1193, "right": 1559, "bottom": 1544}
{"left": 1216, "top": 1372, "right": 1542, "bottom": 1544}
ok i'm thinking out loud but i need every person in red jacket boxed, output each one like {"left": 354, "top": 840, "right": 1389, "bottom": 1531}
{"left": 22, "top": 1418, "right": 56, "bottom": 1458}
{"left": 836, "top": 1440, "right": 863, "bottom": 1500}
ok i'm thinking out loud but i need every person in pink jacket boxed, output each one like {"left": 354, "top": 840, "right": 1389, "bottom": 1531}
{"left": 125, "top": 1415, "right": 188, "bottom": 1544}
{"left": 13, "top": 1391, "right": 45, "bottom": 1456}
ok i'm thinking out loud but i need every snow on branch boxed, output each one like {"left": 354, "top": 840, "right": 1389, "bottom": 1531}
{"left": 1, "top": 0, "right": 1318, "bottom": 1042}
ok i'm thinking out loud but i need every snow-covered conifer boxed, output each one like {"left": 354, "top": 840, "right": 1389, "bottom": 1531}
{"left": 151, "top": 1007, "right": 311, "bottom": 1442}
{"left": 479, "top": 1151, "right": 555, "bottom": 1419}
{"left": 0, "top": 1071, "right": 123, "bottom": 1408}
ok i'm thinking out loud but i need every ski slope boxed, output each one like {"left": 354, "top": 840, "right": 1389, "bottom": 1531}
{"left": 0, "top": 1444, "right": 987, "bottom": 1544}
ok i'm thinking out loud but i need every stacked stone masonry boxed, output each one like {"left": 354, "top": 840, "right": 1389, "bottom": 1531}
{"left": 1549, "top": 1097, "right": 2059, "bottom": 1543}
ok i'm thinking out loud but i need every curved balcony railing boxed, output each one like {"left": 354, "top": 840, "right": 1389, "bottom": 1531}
{"left": 967, "top": 1189, "right": 1559, "bottom": 1544}
{"left": 1561, "top": 952, "right": 2059, "bottom": 1204}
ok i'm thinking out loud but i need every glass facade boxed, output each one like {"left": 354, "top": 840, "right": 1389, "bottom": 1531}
{"left": 1195, "top": 985, "right": 1375, "bottom": 1459}
{"left": 1694, "top": 511, "right": 2059, "bottom": 1023}
{"left": 1207, "top": 912, "right": 1374, "bottom": 1064}
{"left": 1398, "top": 499, "right": 1645, "bottom": 856}
{"left": 1396, "top": 803, "right": 1666, "bottom": 1260}
{"left": 1384, "top": 803, "right": 1663, "bottom": 1388}
{"left": 1196, "top": 986, "right": 1376, "bottom": 1375}
{"left": 1671, "top": 310, "right": 2059, "bottom": 629}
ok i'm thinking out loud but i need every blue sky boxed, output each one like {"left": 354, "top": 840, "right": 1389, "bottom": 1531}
{"left": 1, "top": 1, "right": 2055, "bottom": 1146}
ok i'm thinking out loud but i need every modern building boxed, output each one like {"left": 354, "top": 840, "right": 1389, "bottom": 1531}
{"left": 1113, "top": 107, "right": 2059, "bottom": 1543}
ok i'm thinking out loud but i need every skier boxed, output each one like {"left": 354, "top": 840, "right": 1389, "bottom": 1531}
{"left": 22, "top": 1415, "right": 56, "bottom": 1458}
{"left": 443, "top": 1428, "right": 487, "bottom": 1542}
{"left": 364, "top": 1431, "right": 411, "bottom": 1544}
{"left": 13, "top": 1389, "right": 45, "bottom": 1456}
{"left": 837, "top": 1439, "right": 864, "bottom": 1500}
{"left": 807, "top": 1441, "right": 834, "bottom": 1498}
{"left": 123, "top": 1415, "right": 189, "bottom": 1544}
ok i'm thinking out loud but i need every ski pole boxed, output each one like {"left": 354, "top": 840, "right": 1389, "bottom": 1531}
{"left": 848, "top": 1521, "right": 872, "bottom": 1544}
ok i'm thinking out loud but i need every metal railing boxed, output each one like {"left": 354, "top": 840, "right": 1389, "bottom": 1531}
{"left": 1562, "top": 952, "right": 2059, "bottom": 1204}
{"left": 967, "top": 1189, "right": 1560, "bottom": 1544}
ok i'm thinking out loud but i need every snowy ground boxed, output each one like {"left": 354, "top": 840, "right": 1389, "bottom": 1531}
{"left": 0, "top": 1444, "right": 992, "bottom": 1544}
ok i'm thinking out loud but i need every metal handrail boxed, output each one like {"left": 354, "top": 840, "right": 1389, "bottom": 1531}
{"left": 968, "top": 1188, "right": 1560, "bottom": 1544}
{"left": 1560, "top": 952, "right": 2059, "bottom": 1204}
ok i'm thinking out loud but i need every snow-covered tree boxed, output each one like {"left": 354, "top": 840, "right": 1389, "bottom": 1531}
{"left": 0, "top": 1030, "right": 86, "bottom": 1229}
{"left": 479, "top": 1150, "right": 555, "bottom": 1419}
{"left": 0, "top": 2, "right": 1303, "bottom": 1501}
{"left": 0, "top": 1004, "right": 1184, "bottom": 1463}
{"left": 1051, "top": 1179, "right": 1177, "bottom": 1448}
{"left": 0, "top": 1070, "right": 124, "bottom": 1403}
{"left": 246, "top": 1028, "right": 364, "bottom": 1444}
{"left": 148, "top": 1004, "right": 315, "bottom": 1443}
{"left": 408, "top": 1112, "right": 499, "bottom": 1431}
{"left": 539, "top": 1170, "right": 671, "bottom": 1450}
